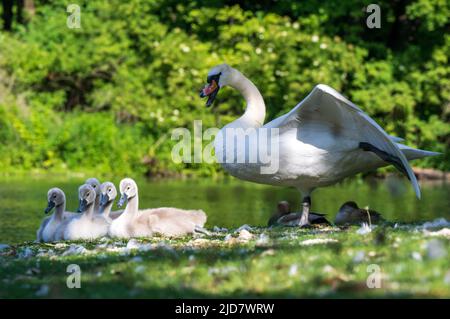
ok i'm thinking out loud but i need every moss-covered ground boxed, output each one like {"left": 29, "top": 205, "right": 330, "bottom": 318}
{"left": 1, "top": 223, "right": 449, "bottom": 298}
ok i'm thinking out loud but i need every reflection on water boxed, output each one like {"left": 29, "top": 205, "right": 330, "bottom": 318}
{"left": 0, "top": 175, "right": 448, "bottom": 244}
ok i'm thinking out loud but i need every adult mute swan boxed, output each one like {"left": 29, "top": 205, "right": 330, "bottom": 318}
{"left": 200, "top": 64, "right": 439, "bottom": 227}
{"left": 109, "top": 178, "right": 207, "bottom": 238}
{"left": 36, "top": 188, "right": 77, "bottom": 242}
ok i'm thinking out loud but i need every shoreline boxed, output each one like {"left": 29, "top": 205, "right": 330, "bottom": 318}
{"left": 0, "top": 167, "right": 448, "bottom": 182}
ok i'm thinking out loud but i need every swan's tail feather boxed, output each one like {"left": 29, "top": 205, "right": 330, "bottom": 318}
{"left": 188, "top": 210, "right": 207, "bottom": 227}
{"left": 397, "top": 143, "right": 441, "bottom": 161}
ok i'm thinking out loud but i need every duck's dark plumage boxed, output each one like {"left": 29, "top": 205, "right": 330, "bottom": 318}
{"left": 269, "top": 201, "right": 331, "bottom": 227}
{"left": 334, "top": 201, "right": 383, "bottom": 225}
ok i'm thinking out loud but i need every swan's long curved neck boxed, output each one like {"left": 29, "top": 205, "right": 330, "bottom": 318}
{"left": 54, "top": 203, "right": 65, "bottom": 221}
{"left": 94, "top": 196, "right": 100, "bottom": 213}
{"left": 229, "top": 70, "right": 266, "bottom": 127}
{"left": 124, "top": 194, "right": 139, "bottom": 218}
{"left": 85, "top": 203, "right": 95, "bottom": 219}
{"left": 100, "top": 201, "right": 113, "bottom": 218}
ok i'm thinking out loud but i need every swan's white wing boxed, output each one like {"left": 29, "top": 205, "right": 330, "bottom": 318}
{"left": 266, "top": 84, "right": 421, "bottom": 198}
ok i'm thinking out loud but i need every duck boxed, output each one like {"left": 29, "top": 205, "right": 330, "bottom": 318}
{"left": 57, "top": 184, "right": 110, "bottom": 240}
{"left": 99, "top": 181, "right": 123, "bottom": 222}
{"left": 85, "top": 177, "right": 101, "bottom": 213}
{"left": 36, "top": 188, "right": 77, "bottom": 242}
{"left": 108, "top": 178, "right": 207, "bottom": 238}
{"left": 334, "top": 201, "right": 383, "bottom": 226}
{"left": 268, "top": 201, "right": 330, "bottom": 227}
{"left": 199, "top": 64, "right": 439, "bottom": 227}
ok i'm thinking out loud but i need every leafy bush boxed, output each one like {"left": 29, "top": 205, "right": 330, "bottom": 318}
{"left": 0, "top": 0, "right": 448, "bottom": 175}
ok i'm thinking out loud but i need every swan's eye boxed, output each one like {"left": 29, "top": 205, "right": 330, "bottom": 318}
{"left": 127, "top": 187, "right": 130, "bottom": 190}
{"left": 93, "top": 185, "right": 96, "bottom": 188}
{"left": 52, "top": 195, "right": 56, "bottom": 199}
{"left": 207, "top": 72, "right": 221, "bottom": 84}
{"left": 86, "top": 192, "right": 90, "bottom": 197}
{"left": 108, "top": 188, "right": 111, "bottom": 193}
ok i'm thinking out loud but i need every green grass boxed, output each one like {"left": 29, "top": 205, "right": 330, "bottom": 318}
{"left": 1, "top": 224, "right": 449, "bottom": 298}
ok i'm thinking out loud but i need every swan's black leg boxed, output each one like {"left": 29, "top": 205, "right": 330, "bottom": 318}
{"left": 298, "top": 196, "right": 311, "bottom": 227}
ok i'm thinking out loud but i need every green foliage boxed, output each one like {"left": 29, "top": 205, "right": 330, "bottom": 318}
{"left": 0, "top": 0, "right": 448, "bottom": 175}
{"left": 46, "top": 112, "right": 149, "bottom": 175}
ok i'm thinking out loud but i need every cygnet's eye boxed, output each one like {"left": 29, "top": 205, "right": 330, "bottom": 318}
{"left": 53, "top": 194, "right": 56, "bottom": 199}
{"left": 127, "top": 186, "right": 130, "bottom": 190}
{"left": 108, "top": 188, "right": 112, "bottom": 193}
{"left": 93, "top": 185, "right": 96, "bottom": 188}
{"left": 86, "top": 192, "right": 90, "bottom": 197}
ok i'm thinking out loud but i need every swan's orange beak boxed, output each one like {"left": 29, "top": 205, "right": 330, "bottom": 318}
{"left": 201, "top": 80, "right": 217, "bottom": 96}
{"left": 199, "top": 79, "right": 220, "bottom": 107}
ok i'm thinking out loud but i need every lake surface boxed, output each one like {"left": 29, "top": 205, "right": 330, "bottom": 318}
{"left": 0, "top": 175, "right": 448, "bottom": 244}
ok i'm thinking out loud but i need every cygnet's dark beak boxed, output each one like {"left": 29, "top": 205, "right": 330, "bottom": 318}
{"left": 44, "top": 201, "right": 55, "bottom": 214}
{"left": 77, "top": 199, "right": 88, "bottom": 213}
{"left": 118, "top": 194, "right": 127, "bottom": 208}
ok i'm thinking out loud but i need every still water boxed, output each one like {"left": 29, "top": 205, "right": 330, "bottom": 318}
{"left": 0, "top": 175, "right": 448, "bottom": 244}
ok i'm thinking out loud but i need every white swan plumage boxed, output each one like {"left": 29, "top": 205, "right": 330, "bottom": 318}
{"left": 57, "top": 184, "right": 110, "bottom": 240}
{"left": 99, "top": 181, "right": 123, "bottom": 222}
{"left": 36, "top": 188, "right": 77, "bottom": 242}
{"left": 200, "top": 64, "right": 439, "bottom": 226}
{"left": 109, "top": 178, "right": 207, "bottom": 238}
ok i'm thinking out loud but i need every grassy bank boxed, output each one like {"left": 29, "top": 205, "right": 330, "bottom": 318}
{"left": 1, "top": 222, "right": 449, "bottom": 298}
